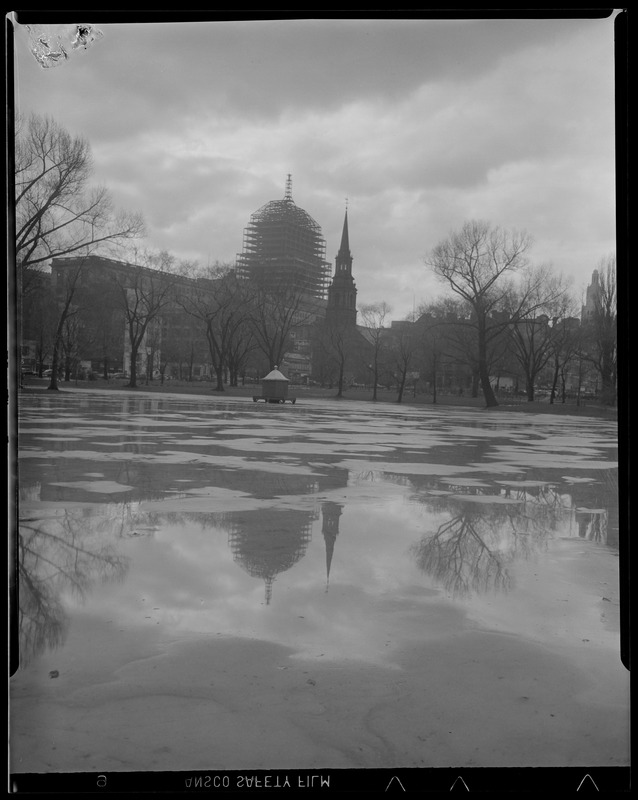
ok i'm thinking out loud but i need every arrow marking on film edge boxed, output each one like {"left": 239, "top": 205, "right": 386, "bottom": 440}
{"left": 450, "top": 776, "right": 470, "bottom": 791}
{"left": 577, "top": 774, "right": 599, "bottom": 791}
{"left": 385, "top": 776, "right": 406, "bottom": 791}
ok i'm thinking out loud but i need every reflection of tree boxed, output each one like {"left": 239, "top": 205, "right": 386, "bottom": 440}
{"left": 411, "top": 511, "right": 513, "bottom": 597}
{"left": 17, "top": 504, "right": 129, "bottom": 665}
{"left": 411, "top": 489, "right": 564, "bottom": 597}
{"left": 575, "top": 509, "right": 608, "bottom": 543}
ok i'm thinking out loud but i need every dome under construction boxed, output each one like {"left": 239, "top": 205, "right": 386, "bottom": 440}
{"left": 236, "top": 175, "right": 332, "bottom": 300}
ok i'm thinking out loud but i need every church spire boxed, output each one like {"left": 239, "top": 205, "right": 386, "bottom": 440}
{"left": 326, "top": 200, "right": 357, "bottom": 327}
{"left": 284, "top": 173, "right": 293, "bottom": 202}
{"left": 338, "top": 207, "right": 351, "bottom": 260}
{"left": 335, "top": 206, "right": 353, "bottom": 276}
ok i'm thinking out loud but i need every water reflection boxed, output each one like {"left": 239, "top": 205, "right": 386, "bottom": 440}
{"left": 17, "top": 486, "right": 129, "bottom": 665}
{"left": 16, "top": 394, "right": 619, "bottom": 669}
{"left": 227, "top": 508, "right": 316, "bottom": 604}
{"left": 412, "top": 511, "right": 514, "bottom": 596}
{"left": 322, "top": 501, "right": 343, "bottom": 592}
{"left": 574, "top": 508, "right": 608, "bottom": 543}
{"left": 407, "top": 478, "right": 593, "bottom": 597}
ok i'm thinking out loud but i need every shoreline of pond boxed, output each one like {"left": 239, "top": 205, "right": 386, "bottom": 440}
{"left": 17, "top": 378, "right": 618, "bottom": 420}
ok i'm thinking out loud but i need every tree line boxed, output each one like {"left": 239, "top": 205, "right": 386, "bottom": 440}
{"left": 14, "top": 113, "right": 617, "bottom": 406}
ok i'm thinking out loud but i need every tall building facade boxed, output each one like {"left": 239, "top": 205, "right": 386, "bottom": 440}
{"left": 581, "top": 269, "right": 601, "bottom": 322}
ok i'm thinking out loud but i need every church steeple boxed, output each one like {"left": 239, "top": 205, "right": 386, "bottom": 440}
{"left": 326, "top": 204, "right": 357, "bottom": 327}
{"left": 337, "top": 209, "right": 351, "bottom": 268}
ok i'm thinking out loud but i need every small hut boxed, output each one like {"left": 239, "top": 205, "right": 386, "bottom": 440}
{"left": 253, "top": 366, "right": 296, "bottom": 404}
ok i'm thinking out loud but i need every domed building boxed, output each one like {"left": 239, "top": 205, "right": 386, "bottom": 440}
{"left": 235, "top": 175, "right": 332, "bottom": 300}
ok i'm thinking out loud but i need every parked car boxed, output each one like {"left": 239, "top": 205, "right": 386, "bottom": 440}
{"left": 112, "top": 372, "right": 127, "bottom": 379}
{"left": 43, "top": 369, "right": 53, "bottom": 377}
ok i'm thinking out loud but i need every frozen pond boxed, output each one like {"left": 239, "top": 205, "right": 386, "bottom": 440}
{"left": 11, "top": 390, "right": 628, "bottom": 776}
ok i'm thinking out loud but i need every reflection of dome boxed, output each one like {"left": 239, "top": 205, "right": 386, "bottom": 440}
{"left": 228, "top": 508, "right": 315, "bottom": 604}
{"left": 235, "top": 175, "right": 331, "bottom": 299}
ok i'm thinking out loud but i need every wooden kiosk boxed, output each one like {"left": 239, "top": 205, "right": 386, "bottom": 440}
{"left": 253, "top": 367, "right": 296, "bottom": 404}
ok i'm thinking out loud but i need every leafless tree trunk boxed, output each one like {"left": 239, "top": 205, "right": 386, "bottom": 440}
{"left": 424, "top": 220, "right": 533, "bottom": 407}
{"left": 359, "top": 302, "right": 392, "bottom": 402}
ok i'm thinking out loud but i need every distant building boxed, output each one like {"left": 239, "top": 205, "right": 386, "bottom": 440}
{"left": 235, "top": 175, "right": 332, "bottom": 300}
{"left": 581, "top": 269, "right": 601, "bottom": 322}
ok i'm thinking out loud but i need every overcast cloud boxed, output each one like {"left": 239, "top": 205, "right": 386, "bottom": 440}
{"left": 12, "top": 14, "right": 620, "bottom": 321}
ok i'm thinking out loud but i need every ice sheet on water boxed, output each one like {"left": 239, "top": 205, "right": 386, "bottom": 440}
{"left": 137, "top": 492, "right": 274, "bottom": 514}
{"left": 201, "top": 438, "right": 395, "bottom": 454}
{"left": 34, "top": 436, "right": 83, "bottom": 442}
{"left": 484, "top": 446, "right": 617, "bottom": 470}
{"left": 334, "top": 459, "right": 481, "bottom": 477}
{"left": 49, "top": 480, "right": 134, "bottom": 493}
{"left": 439, "top": 477, "right": 493, "bottom": 487}
{"left": 494, "top": 480, "right": 553, "bottom": 488}
{"left": 450, "top": 494, "right": 525, "bottom": 504}
{"left": 17, "top": 448, "right": 317, "bottom": 475}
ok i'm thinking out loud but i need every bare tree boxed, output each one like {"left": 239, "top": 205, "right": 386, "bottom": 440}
{"left": 19, "top": 266, "right": 56, "bottom": 376}
{"left": 581, "top": 255, "right": 617, "bottom": 404}
{"left": 181, "top": 266, "right": 250, "bottom": 391}
{"left": 425, "top": 223, "right": 568, "bottom": 407}
{"left": 415, "top": 301, "right": 458, "bottom": 403}
{"left": 247, "top": 283, "right": 311, "bottom": 373}
{"left": 15, "top": 114, "right": 144, "bottom": 389}
{"left": 359, "top": 301, "right": 392, "bottom": 401}
{"left": 541, "top": 292, "right": 582, "bottom": 404}
{"left": 387, "top": 325, "right": 417, "bottom": 403}
{"left": 424, "top": 220, "right": 533, "bottom": 407}
{"left": 506, "top": 268, "right": 571, "bottom": 401}
{"left": 46, "top": 260, "right": 85, "bottom": 390}
{"left": 112, "top": 252, "right": 180, "bottom": 389}
{"left": 15, "top": 113, "right": 144, "bottom": 274}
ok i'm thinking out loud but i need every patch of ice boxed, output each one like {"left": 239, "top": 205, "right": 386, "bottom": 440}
{"left": 35, "top": 436, "right": 82, "bottom": 442}
{"left": 137, "top": 493, "right": 273, "bottom": 514}
{"left": 202, "top": 438, "right": 395, "bottom": 454}
{"left": 450, "top": 495, "right": 525, "bottom": 504}
{"left": 466, "top": 462, "right": 526, "bottom": 474}
{"left": 335, "top": 459, "right": 480, "bottom": 477}
{"left": 48, "top": 480, "right": 134, "bottom": 493}
{"left": 439, "top": 478, "right": 493, "bottom": 487}
{"left": 18, "top": 448, "right": 317, "bottom": 475}
{"left": 494, "top": 480, "right": 553, "bottom": 488}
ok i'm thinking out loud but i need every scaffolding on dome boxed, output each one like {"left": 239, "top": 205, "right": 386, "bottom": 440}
{"left": 235, "top": 176, "right": 332, "bottom": 300}
{"left": 227, "top": 510, "right": 314, "bottom": 604}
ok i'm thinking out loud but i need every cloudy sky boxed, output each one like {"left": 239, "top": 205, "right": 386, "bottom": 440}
{"left": 12, "top": 12, "right": 620, "bottom": 322}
